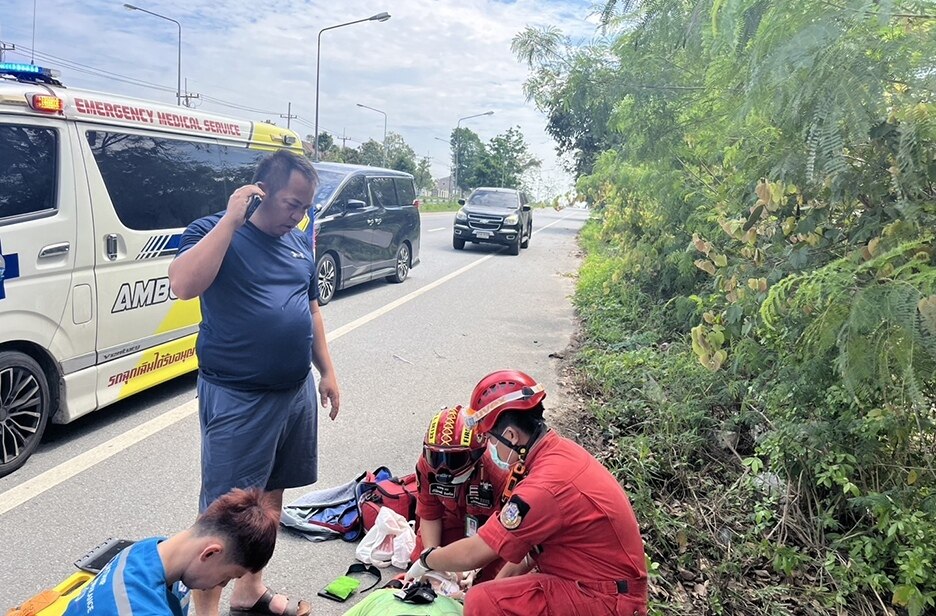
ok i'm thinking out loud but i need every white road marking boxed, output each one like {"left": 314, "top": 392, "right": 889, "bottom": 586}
{"left": 0, "top": 214, "right": 577, "bottom": 516}
{"left": 427, "top": 227, "right": 446, "bottom": 232}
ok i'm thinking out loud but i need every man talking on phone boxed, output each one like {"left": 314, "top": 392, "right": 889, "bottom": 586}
{"left": 169, "top": 150, "right": 339, "bottom": 616}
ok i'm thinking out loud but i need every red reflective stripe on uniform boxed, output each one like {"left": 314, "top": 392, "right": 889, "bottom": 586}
{"left": 476, "top": 431, "right": 647, "bottom": 584}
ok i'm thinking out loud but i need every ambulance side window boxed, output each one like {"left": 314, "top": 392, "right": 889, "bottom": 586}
{"left": 87, "top": 131, "right": 225, "bottom": 230}
{"left": 0, "top": 125, "right": 58, "bottom": 222}
{"left": 222, "top": 147, "right": 266, "bottom": 193}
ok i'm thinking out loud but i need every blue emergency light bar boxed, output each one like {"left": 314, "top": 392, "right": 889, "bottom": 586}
{"left": 0, "top": 62, "right": 61, "bottom": 84}
{"left": 0, "top": 62, "right": 52, "bottom": 75}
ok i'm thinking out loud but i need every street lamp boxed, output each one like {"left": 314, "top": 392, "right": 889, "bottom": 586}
{"left": 453, "top": 111, "right": 494, "bottom": 196}
{"left": 124, "top": 3, "right": 181, "bottom": 107}
{"left": 356, "top": 103, "right": 387, "bottom": 167}
{"left": 314, "top": 12, "right": 391, "bottom": 161}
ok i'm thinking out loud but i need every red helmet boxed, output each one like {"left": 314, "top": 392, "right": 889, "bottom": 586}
{"left": 423, "top": 406, "right": 485, "bottom": 483}
{"left": 464, "top": 370, "right": 546, "bottom": 435}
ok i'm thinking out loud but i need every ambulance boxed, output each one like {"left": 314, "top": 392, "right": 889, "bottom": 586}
{"left": 0, "top": 63, "right": 307, "bottom": 477}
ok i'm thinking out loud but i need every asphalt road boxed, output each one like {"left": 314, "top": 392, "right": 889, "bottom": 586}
{"left": 0, "top": 207, "right": 589, "bottom": 614}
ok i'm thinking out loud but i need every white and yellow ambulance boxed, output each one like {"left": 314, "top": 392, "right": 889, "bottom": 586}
{"left": 0, "top": 63, "right": 306, "bottom": 477}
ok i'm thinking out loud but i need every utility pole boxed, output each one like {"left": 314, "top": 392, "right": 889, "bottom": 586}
{"left": 280, "top": 102, "right": 297, "bottom": 130}
{"left": 181, "top": 78, "right": 200, "bottom": 108}
{"left": 0, "top": 42, "right": 14, "bottom": 62}
{"left": 340, "top": 128, "right": 349, "bottom": 149}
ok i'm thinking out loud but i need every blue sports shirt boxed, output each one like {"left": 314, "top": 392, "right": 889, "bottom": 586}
{"left": 177, "top": 214, "right": 318, "bottom": 390}
{"left": 63, "top": 538, "right": 189, "bottom": 616}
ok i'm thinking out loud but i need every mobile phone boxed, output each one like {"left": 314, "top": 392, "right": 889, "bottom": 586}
{"left": 245, "top": 194, "right": 262, "bottom": 221}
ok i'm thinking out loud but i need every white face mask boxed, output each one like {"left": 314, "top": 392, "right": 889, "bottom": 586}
{"left": 488, "top": 432, "right": 515, "bottom": 471}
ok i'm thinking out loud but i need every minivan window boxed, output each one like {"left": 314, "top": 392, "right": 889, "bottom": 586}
{"left": 0, "top": 125, "right": 58, "bottom": 221}
{"left": 329, "top": 176, "right": 367, "bottom": 214}
{"left": 467, "top": 191, "right": 518, "bottom": 208}
{"left": 394, "top": 178, "right": 416, "bottom": 206}
{"left": 369, "top": 177, "right": 397, "bottom": 208}
{"left": 87, "top": 131, "right": 226, "bottom": 230}
{"left": 312, "top": 169, "right": 347, "bottom": 211}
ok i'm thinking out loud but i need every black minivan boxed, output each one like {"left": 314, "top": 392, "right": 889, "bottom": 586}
{"left": 309, "top": 163, "right": 421, "bottom": 305}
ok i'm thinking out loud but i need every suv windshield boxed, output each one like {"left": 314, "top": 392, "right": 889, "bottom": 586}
{"left": 466, "top": 191, "right": 518, "bottom": 209}
{"left": 312, "top": 169, "right": 348, "bottom": 210}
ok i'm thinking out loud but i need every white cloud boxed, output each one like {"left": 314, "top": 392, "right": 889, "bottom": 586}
{"left": 2, "top": 0, "right": 595, "bottom": 198}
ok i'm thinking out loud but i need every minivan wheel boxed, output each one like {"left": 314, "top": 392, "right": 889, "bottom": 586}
{"left": 0, "top": 351, "right": 51, "bottom": 479}
{"left": 316, "top": 253, "right": 338, "bottom": 306}
{"left": 387, "top": 243, "right": 411, "bottom": 283}
{"left": 453, "top": 237, "right": 466, "bottom": 250}
{"left": 521, "top": 224, "right": 530, "bottom": 249}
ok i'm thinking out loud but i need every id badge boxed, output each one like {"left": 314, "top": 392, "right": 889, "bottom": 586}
{"left": 466, "top": 514, "right": 479, "bottom": 537}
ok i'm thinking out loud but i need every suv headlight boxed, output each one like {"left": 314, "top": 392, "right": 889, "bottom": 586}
{"left": 504, "top": 214, "right": 519, "bottom": 225}
{"left": 455, "top": 209, "right": 468, "bottom": 221}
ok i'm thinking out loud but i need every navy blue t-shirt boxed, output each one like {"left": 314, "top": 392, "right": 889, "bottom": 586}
{"left": 178, "top": 214, "right": 318, "bottom": 390}
{"left": 63, "top": 537, "right": 189, "bottom": 616}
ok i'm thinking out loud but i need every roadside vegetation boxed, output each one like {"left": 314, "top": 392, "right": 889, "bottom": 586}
{"left": 515, "top": 0, "right": 936, "bottom": 613}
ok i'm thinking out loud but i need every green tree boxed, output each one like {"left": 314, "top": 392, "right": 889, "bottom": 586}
{"left": 355, "top": 139, "right": 384, "bottom": 167}
{"left": 450, "top": 127, "right": 486, "bottom": 192}
{"left": 512, "top": 26, "right": 625, "bottom": 175}
{"left": 478, "top": 126, "right": 540, "bottom": 189}
{"left": 519, "top": 0, "right": 936, "bottom": 613}
{"left": 413, "top": 157, "right": 433, "bottom": 193}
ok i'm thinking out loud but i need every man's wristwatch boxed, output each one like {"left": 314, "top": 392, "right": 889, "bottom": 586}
{"left": 419, "top": 546, "right": 438, "bottom": 571}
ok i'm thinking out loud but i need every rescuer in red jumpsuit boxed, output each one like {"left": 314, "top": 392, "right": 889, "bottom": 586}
{"left": 412, "top": 406, "right": 509, "bottom": 583}
{"left": 405, "top": 370, "right": 648, "bottom": 616}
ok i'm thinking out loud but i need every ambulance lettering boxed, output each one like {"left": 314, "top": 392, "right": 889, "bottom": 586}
{"left": 107, "top": 348, "right": 196, "bottom": 387}
{"left": 112, "top": 277, "right": 177, "bottom": 313}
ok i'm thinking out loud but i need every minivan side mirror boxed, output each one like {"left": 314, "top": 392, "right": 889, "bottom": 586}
{"left": 346, "top": 199, "right": 367, "bottom": 210}
{"left": 457, "top": 199, "right": 466, "bottom": 206}
{"left": 522, "top": 204, "right": 532, "bottom": 212}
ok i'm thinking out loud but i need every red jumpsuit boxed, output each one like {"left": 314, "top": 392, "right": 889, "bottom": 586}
{"left": 413, "top": 454, "right": 509, "bottom": 582}
{"left": 465, "top": 431, "right": 648, "bottom": 616}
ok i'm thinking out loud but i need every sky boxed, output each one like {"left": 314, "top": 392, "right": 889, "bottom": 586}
{"left": 1, "top": 0, "right": 601, "bottom": 199}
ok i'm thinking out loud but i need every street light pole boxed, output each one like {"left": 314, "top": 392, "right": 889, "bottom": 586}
{"left": 314, "top": 12, "right": 390, "bottom": 161}
{"left": 453, "top": 111, "right": 493, "bottom": 196}
{"left": 124, "top": 4, "right": 181, "bottom": 107}
{"left": 356, "top": 103, "right": 388, "bottom": 166}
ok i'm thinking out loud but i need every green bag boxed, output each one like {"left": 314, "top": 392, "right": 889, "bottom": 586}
{"left": 341, "top": 589, "right": 464, "bottom": 616}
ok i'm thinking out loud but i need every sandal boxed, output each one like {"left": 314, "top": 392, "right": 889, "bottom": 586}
{"left": 230, "top": 588, "right": 311, "bottom": 616}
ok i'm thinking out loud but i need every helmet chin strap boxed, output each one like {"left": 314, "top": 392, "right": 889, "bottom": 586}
{"left": 496, "top": 421, "right": 546, "bottom": 463}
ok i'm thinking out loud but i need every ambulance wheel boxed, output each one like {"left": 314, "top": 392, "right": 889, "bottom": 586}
{"left": 0, "top": 351, "right": 51, "bottom": 478}
{"left": 316, "top": 253, "right": 338, "bottom": 306}
{"left": 386, "top": 243, "right": 411, "bottom": 284}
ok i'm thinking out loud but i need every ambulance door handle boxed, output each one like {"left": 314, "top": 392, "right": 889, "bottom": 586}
{"left": 106, "top": 234, "right": 119, "bottom": 261}
{"left": 38, "top": 242, "right": 70, "bottom": 258}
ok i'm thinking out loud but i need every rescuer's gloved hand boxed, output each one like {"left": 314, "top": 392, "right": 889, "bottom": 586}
{"left": 404, "top": 547, "right": 436, "bottom": 582}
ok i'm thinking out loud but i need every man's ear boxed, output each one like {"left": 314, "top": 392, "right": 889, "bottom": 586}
{"left": 200, "top": 541, "right": 224, "bottom": 563}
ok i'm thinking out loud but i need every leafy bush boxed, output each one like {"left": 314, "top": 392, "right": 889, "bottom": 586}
{"left": 534, "top": 0, "right": 936, "bottom": 613}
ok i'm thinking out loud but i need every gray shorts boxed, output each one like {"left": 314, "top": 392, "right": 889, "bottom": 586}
{"left": 197, "top": 374, "right": 318, "bottom": 512}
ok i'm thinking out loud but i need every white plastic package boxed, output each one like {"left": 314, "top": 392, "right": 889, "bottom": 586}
{"left": 355, "top": 506, "right": 417, "bottom": 569}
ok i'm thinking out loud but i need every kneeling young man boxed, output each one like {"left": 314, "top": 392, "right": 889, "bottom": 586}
{"left": 64, "top": 488, "right": 279, "bottom": 616}
{"left": 413, "top": 406, "right": 509, "bottom": 582}
{"left": 406, "top": 370, "right": 649, "bottom": 616}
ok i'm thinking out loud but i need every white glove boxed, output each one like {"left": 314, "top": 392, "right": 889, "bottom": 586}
{"left": 404, "top": 547, "right": 436, "bottom": 582}
{"left": 404, "top": 558, "right": 431, "bottom": 582}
